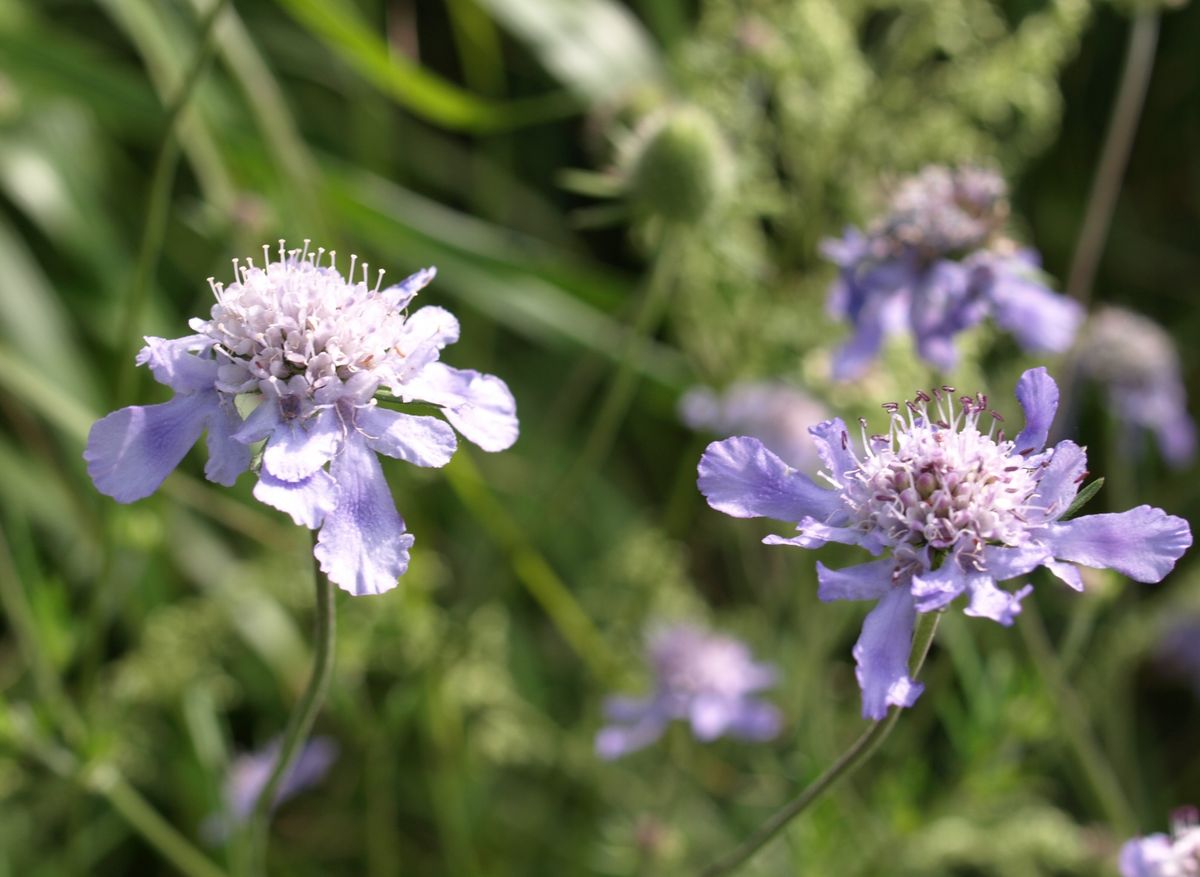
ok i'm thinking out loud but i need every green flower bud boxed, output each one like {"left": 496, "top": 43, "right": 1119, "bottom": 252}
{"left": 626, "top": 107, "right": 731, "bottom": 223}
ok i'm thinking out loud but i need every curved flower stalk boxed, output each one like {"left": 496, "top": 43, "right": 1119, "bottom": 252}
{"left": 698, "top": 367, "right": 1191, "bottom": 720}
{"left": 1078, "top": 306, "right": 1196, "bottom": 468}
{"left": 596, "top": 623, "right": 781, "bottom": 759}
{"left": 823, "top": 166, "right": 1083, "bottom": 379}
{"left": 679, "top": 381, "right": 827, "bottom": 473}
{"left": 1120, "top": 807, "right": 1200, "bottom": 876}
{"left": 86, "top": 241, "right": 519, "bottom": 595}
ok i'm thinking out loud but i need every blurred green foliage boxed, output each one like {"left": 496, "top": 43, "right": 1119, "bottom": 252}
{"left": 1, "top": 0, "right": 1199, "bottom": 875}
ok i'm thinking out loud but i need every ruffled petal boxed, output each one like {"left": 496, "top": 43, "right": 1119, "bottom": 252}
{"left": 1043, "top": 506, "right": 1192, "bottom": 583}
{"left": 764, "top": 518, "right": 882, "bottom": 553}
{"left": 911, "top": 560, "right": 968, "bottom": 613}
{"left": 358, "top": 406, "right": 457, "bottom": 468}
{"left": 1030, "top": 440, "right": 1087, "bottom": 522}
{"left": 392, "top": 306, "right": 460, "bottom": 383}
{"left": 380, "top": 266, "right": 436, "bottom": 309}
{"left": 231, "top": 397, "right": 282, "bottom": 445}
{"left": 985, "top": 254, "right": 1082, "bottom": 353}
{"left": 261, "top": 408, "right": 343, "bottom": 482}
{"left": 817, "top": 558, "right": 894, "bottom": 602}
{"left": 963, "top": 577, "right": 1033, "bottom": 626}
{"left": 85, "top": 394, "right": 212, "bottom": 502}
{"left": 253, "top": 465, "right": 338, "bottom": 529}
{"left": 1013, "top": 367, "right": 1059, "bottom": 455}
{"left": 399, "top": 363, "right": 518, "bottom": 452}
{"left": 314, "top": 436, "right": 414, "bottom": 596}
{"left": 853, "top": 586, "right": 923, "bottom": 720}
{"left": 808, "top": 418, "right": 859, "bottom": 484}
{"left": 981, "top": 544, "right": 1051, "bottom": 581}
{"left": 136, "top": 335, "right": 218, "bottom": 393}
{"left": 1044, "top": 558, "right": 1084, "bottom": 591}
{"left": 698, "top": 437, "right": 841, "bottom": 522}
{"left": 204, "top": 398, "right": 251, "bottom": 487}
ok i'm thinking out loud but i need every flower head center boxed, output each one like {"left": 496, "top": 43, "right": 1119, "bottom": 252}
{"left": 191, "top": 241, "right": 407, "bottom": 396}
{"left": 842, "top": 388, "right": 1038, "bottom": 559}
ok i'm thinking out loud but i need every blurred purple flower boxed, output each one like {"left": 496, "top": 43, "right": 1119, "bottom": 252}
{"left": 822, "top": 166, "right": 1082, "bottom": 379}
{"left": 679, "top": 381, "right": 827, "bottom": 471}
{"left": 85, "top": 242, "right": 518, "bottom": 596}
{"left": 204, "top": 737, "right": 338, "bottom": 842}
{"left": 1078, "top": 307, "right": 1195, "bottom": 468}
{"left": 1120, "top": 808, "right": 1200, "bottom": 877}
{"left": 596, "top": 624, "right": 782, "bottom": 759}
{"left": 698, "top": 368, "right": 1191, "bottom": 719}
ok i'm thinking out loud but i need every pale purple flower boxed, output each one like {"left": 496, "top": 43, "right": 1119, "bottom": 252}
{"left": 1079, "top": 307, "right": 1195, "bottom": 468}
{"left": 679, "top": 381, "right": 827, "bottom": 471}
{"left": 1120, "top": 808, "right": 1200, "bottom": 877}
{"left": 204, "top": 737, "right": 338, "bottom": 841}
{"left": 698, "top": 367, "right": 1191, "bottom": 719}
{"left": 85, "top": 242, "right": 518, "bottom": 595}
{"left": 595, "top": 624, "right": 781, "bottom": 759}
{"left": 822, "top": 166, "right": 1083, "bottom": 379}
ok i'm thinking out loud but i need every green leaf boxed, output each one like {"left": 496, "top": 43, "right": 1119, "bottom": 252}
{"left": 1059, "top": 477, "right": 1104, "bottom": 521}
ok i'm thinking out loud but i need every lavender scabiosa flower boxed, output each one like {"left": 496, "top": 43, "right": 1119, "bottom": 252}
{"left": 679, "top": 381, "right": 827, "bottom": 472}
{"left": 1078, "top": 306, "right": 1195, "bottom": 468}
{"left": 596, "top": 624, "right": 781, "bottom": 759}
{"left": 822, "top": 165, "right": 1083, "bottom": 379}
{"left": 204, "top": 737, "right": 338, "bottom": 841}
{"left": 1120, "top": 807, "right": 1200, "bottom": 877}
{"left": 85, "top": 241, "right": 518, "bottom": 595}
{"left": 698, "top": 367, "right": 1191, "bottom": 719}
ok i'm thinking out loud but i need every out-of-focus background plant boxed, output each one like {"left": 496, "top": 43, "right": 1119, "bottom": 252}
{"left": 2, "top": 0, "right": 1199, "bottom": 874}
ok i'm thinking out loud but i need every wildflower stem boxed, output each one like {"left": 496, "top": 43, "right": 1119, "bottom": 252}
{"left": 700, "top": 611, "right": 941, "bottom": 877}
{"left": 1065, "top": 8, "right": 1160, "bottom": 306}
{"left": 1019, "top": 600, "right": 1137, "bottom": 835}
{"left": 248, "top": 537, "right": 337, "bottom": 874}
{"left": 115, "top": 0, "right": 231, "bottom": 403}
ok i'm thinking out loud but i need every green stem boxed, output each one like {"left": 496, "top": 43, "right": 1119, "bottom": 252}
{"left": 1065, "top": 9, "right": 1160, "bottom": 306}
{"left": 700, "top": 611, "right": 942, "bottom": 877}
{"left": 115, "top": 0, "right": 231, "bottom": 402}
{"left": 1019, "top": 600, "right": 1137, "bottom": 834}
{"left": 248, "top": 538, "right": 337, "bottom": 874}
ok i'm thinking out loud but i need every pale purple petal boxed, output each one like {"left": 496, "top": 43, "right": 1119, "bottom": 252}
{"left": 358, "top": 406, "right": 457, "bottom": 467}
{"left": 981, "top": 544, "right": 1051, "bottom": 581}
{"left": 1044, "top": 506, "right": 1192, "bottom": 583}
{"left": 85, "top": 395, "right": 212, "bottom": 502}
{"left": 986, "top": 254, "right": 1082, "bottom": 353}
{"left": 963, "top": 577, "right": 1032, "bottom": 626}
{"left": 853, "top": 586, "right": 923, "bottom": 720}
{"left": 399, "top": 363, "right": 518, "bottom": 452}
{"left": 1044, "top": 559, "right": 1084, "bottom": 591}
{"left": 602, "top": 695, "right": 656, "bottom": 723}
{"left": 808, "top": 418, "right": 858, "bottom": 483}
{"left": 1119, "top": 834, "right": 1174, "bottom": 877}
{"left": 136, "top": 335, "right": 218, "bottom": 393}
{"left": 1013, "top": 367, "right": 1059, "bottom": 455}
{"left": 764, "top": 518, "right": 882, "bottom": 554}
{"left": 698, "top": 437, "right": 840, "bottom": 522}
{"left": 231, "top": 398, "right": 282, "bottom": 445}
{"left": 380, "top": 266, "right": 436, "bottom": 309}
{"left": 392, "top": 305, "right": 460, "bottom": 382}
{"left": 832, "top": 302, "right": 889, "bottom": 381}
{"left": 727, "top": 700, "right": 782, "bottom": 741}
{"left": 817, "top": 559, "right": 894, "bottom": 602}
{"left": 204, "top": 399, "right": 251, "bottom": 487}
{"left": 908, "top": 259, "right": 974, "bottom": 371}
{"left": 314, "top": 436, "right": 414, "bottom": 596}
{"left": 261, "top": 408, "right": 343, "bottom": 482}
{"left": 253, "top": 465, "right": 338, "bottom": 529}
{"left": 911, "top": 560, "right": 968, "bottom": 613}
{"left": 689, "top": 695, "right": 737, "bottom": 741}
{"left": 1030, "top": 440, "right": 1087, "bottom": 522}
{"left": 225, "top": 737, "right": 338, "bottom": 822}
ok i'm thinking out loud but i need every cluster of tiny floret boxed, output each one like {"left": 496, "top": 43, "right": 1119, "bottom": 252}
{"left": 874, "top": 165, "right": 1009, "bottom": 259}
{"left": 840, "top": 387, "right": 1042, "bottom": 565}
{"left": 193, "top": 241, "right": 420, "bottom": 396}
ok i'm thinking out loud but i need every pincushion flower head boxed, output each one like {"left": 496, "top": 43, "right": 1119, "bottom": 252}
{"left": 85, "top": 241, "right": 518, "bottom": 595}
{"left": 698, "top": 367, "right": 1191, "bottom": 720}
{"left": 1078, "top": 306, "right": 1195, "bottom": 468}
{"left": 595, "top": 623, "right": 782, "bottom": 759}
{"left": 822, "top": 165, "right": 1083, "bottom": 380}
{"left": 1120, "top": 807, "right": 1200, "bottom": 877}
